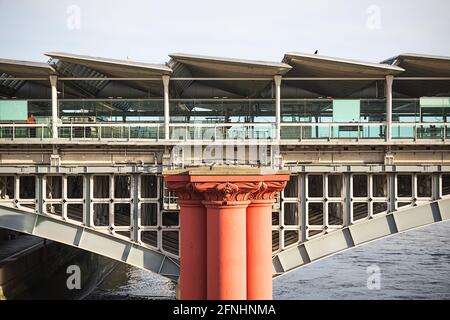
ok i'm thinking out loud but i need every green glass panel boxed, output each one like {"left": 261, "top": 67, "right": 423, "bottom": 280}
{"left": 332, "top": 100, "right": 360, "bottom": 138}
{"left": 0, "top": 100, "right": 28, "bottom": 120}
{"left": 420, "top": 97, "right": 450, "bottom": 108}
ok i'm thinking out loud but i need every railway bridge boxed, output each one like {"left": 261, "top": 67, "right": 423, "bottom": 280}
{"left": 0, "top": 51, "right": 450, "bottom": 299}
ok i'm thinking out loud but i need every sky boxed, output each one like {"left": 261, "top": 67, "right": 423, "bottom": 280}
{"left": 0, "top": 0, "right": 449, "bottom": 65}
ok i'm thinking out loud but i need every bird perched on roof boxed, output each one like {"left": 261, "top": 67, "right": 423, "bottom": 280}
{"left": 314, "top": 50, "right": 318, "bottom": 55}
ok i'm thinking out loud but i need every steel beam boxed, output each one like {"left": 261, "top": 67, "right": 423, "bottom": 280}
{"left": 84, "top": 174, "right": 92, "bottom": 227}
{"left": 132, "top": 173, "right": 140, "bottom": 243}
{"left": 0, "top": 204, "right": 179, "bottom": 278}
{"left": 2, "top": 164, "right": 450, "bottom": 175}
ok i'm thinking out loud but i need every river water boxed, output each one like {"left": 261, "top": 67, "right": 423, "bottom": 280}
{"left": 86, "top": 220, "right": 450, "bottom": 300}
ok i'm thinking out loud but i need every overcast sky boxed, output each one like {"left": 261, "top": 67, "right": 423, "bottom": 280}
{"left": 0, "top": 0, "right": 449, "bottom": 64}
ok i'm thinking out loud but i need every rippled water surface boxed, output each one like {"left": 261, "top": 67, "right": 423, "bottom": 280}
{"left": 87, "top": 263, "right": 176, "bottom": 300}
{"left": 87, "top": 220, "right": 450, "bottom": 300}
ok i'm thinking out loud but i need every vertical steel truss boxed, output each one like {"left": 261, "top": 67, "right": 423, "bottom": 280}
{"left": 0, "top": 172, "right": 177, "bottom": 260}
{"left": 273, "top": 171, "right": 448, "bottom": 255}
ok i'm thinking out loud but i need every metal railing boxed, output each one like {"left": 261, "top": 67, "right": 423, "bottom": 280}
{"left": 392, "top": 122, "right": 450, "bottom": 140}
{"left": 280, "top": 122, "right": 387, "bottom": 140}
{"left": 0, "top": 123, "right": 52, "bottom": 140}
{"left": 57, "top": 123, "right": 163, "bottom": 140}
{"left": 1, "top": 122, "right": 450, "bottom": 142}
{"left": 169, "top": 123, "right": 275, "bottom": 140}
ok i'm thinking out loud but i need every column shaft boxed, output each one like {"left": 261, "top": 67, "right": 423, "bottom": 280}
{"left": 162, "top": 75, "right": 170, "bottom": 140}
{"left": 386, "top": 75, "right": 394, "bottom": 141}
{"left": 274, "top": 75, "right": 282, "bottom": 140}
{"left": 50, "top": 75, "right": 58, "bottom": 139}
{"left": 205, "top": 201, "right": 249, "bottom": 300}
{"left": 247, "top": 200, "right": 274, "bottom": 300}
{"left": 179, "top": 200, "right": 207, "bottom": 300}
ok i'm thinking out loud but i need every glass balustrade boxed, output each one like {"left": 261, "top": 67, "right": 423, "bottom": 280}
{"left": 0, "top": 98, "right": 447, "bottom": 142}
{"left": 169, "top": 124, "right": 274, "bottom": 140}
{"left": 392, "top": 123, "right": 447, "bottom": 140}
{"left": 280, "top": 124, "right": 386, "bottom": 140}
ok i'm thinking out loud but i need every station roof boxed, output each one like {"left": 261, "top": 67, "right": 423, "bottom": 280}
{"left": 45, "top": 52, "right": 172, "bottom": 77}
{"left": 283, "top": 52, "right": 405, "bottom": 78}
{"left": 0, "top": 58, "right": 56, "bottom": 97}
{"left": 382, "top": 53, "right": 450, "bottom": 97}
{"left": 45, "top": 52, "right": 171, "bottom": 97}
{"left": 383, "top": 53, "right": 450, "bottom": 77}
{"left": 1, "top": 51, "right": 449, "bottom": 99}
{"left": 169, "top": 53, "right": 291, "bottom": 77}
{"left": 283, "top": 52, "right": 404, "bottom": 78}
{"left": 0, "top": 58, "right": 56, "bottom": 77}
{"left": 282, "top": 52, "right": 405, "bottom": 97}
{"left": 168, "top": 53, "right": 291, "bottom": 97}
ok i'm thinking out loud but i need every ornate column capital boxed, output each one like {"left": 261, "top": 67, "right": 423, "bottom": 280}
{"left": 249, "top": 180, "right": 288, "bottom": 201}
{"left": 192, "top": 181, "right": 262, "bottom": 203}
{"left": 165, "top": 181, "right": 203, "bottom": 201}
{"left": 164, "top": 170, "right": 291, "bottom": 206}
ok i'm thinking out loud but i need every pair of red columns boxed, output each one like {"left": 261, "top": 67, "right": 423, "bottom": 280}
{"left": 164, "top": 169, "right": 289, "bottom": 300}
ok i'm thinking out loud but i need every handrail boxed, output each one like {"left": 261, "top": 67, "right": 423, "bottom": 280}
{"left": 392, "top": 122, "right": 450, "bottom": 126}
{"left": 0, "top": 121, "right": 448, "bottom": 141}
{"left": 0, "top": 123, "right": 48, "bottom": 128}
{"left": 280, "top": 122, "right": 388, "bottom": 127}
{"left": 1, "top": 122, "right": 448, "bottom": 130}
{"left": 58, "top": 122, "right": 163, "bottom": 128}
{"left": 281, "top": 122, "right": 450, "bottom": 127}
{"left": 169, "top": 123, "right": 275, "bottom": 127}
{"left": 13, "top": 98, "right": 421, "bottom": 102}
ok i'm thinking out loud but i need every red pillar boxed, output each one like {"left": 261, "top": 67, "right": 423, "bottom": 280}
{"left": 204, "top": 200, "right": 249, "bottom": 300}
{"left": 164, "top": 179, "right": 207, "bottom": 300}
{"left": 247, "top": 199, "right": 274, "bottom": 300}
{"left": 164, "top": 170, "right": 289, "bottom": 301}
{"left": 178, "top": 199, "right": 206, "bottom": 300}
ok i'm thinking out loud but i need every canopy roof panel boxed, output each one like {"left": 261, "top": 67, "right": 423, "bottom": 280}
{"left": 0, "top": 58, "right": 56, "bottom": 77}
{"left": 169, "top": 53, "right": 291, "bottom": 77}
{"left": 283, "top": 52, "right": 404, "bottom": 78}
{"left": 169, "top": 53, "right": 291, "bottom": 98}
{"left": 281, "top": 52, "right": 404, "bottom": 98}
{"left": 45, "top": 52, "right": 172, "bottom": 77}
{"left": 45, "top": 52, "right": 170, "bottom": 97}
{"left": 383, "top": 54, "right": 450, "bottom": 97}
{"left": 0, "top": 58, "right": 56, "bottom": 97}
{"left": 383, "top": 53, "right": 450, "bottom": 77}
